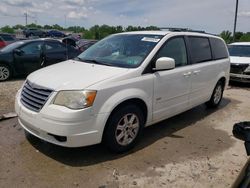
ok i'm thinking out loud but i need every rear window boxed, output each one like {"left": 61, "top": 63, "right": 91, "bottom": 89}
{"left": 210, "top": 38, "right": 228, "bottom": 59}
{"left": 189, "top": 37, "right": 212, "bottom": 63}
{"left": 0, "top": 35, "right": 15, "bottom": 41}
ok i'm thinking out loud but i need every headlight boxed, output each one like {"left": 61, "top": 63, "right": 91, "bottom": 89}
{"left": 244, "top": 65, "right": 250, "bottom": 73}
{"left": 53, "top": 90, "right": 97, "bottom": 109}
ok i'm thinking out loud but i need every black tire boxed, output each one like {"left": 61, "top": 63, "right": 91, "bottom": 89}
{"left": 0, "top": 64, "right": 11, "bottom": 81}
{"left": 206, "top": 80, "right": 224, "bottom": 108}
{"left": 103, "top": 104, "right": 145, "bottom": 153}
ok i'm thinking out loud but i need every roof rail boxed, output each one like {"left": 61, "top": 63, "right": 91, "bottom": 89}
{"left": 160, "top": 27, "right": 206, "bottom": 33}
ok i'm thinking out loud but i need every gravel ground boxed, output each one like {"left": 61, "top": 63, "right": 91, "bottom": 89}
{"left": 0, "top": 80, "right": 250, "bottom": 188}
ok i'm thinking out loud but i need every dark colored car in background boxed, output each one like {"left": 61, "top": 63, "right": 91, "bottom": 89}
{"left": 0, "top": 39, "right": 81, "bottom": 81}
{"left": 23, "top": 28, "right": 47, "bottom": 38}
{"left": 47, "top": 30, "right": 66, "bottom": 38}
{"left": 0, "top": 33, "right": 16, "bottom": 49}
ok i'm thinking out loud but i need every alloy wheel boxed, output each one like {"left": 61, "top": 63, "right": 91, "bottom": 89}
{"left": 115, "top": 113, "right": 140, "bottom": 146}
{"left": 0, "top": 66, "right": 10, "bottom": 81}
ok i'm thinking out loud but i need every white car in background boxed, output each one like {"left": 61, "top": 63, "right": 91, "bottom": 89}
{"left": 228, "top": 42, "right": 250, "bottom": 83}
{"left": 15, "top": 31, "right": 230, "bottom": 153}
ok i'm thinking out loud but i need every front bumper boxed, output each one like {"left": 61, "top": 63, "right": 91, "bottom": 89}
{"left": 230, "top": 73, "right": 250, "bottom": 83}
{"left": 15, "top": 90, "right": 109, "bottom": 147}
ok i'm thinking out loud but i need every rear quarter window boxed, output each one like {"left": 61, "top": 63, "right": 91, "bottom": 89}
{"left": 210, "top": 38, "right": 228, "bottom": 59}
{"left": 189, "top": 37, "right": 212, "bottom": 64}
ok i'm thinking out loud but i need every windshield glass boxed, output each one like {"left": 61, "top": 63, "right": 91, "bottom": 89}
{"left": 78, "top": 34, "right": 163, "bottom": 68}
{"left": 0, "top": 41, "right": 25, "bottom": 52}
{"left": 228, "top": 45, "right": 250, "bottom": 57}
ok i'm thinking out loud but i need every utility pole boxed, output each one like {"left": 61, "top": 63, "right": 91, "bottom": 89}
{"left": 24, "top": 12, "right": 28, "bottom": 26}
{"left": 233, "top": 0, "right": 239, "bottom": 42}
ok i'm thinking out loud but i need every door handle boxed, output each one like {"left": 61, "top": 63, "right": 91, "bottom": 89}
{"left": 183, "top": 72, "right": 192, "bottom": 77}
{"left": 193, "top": 70, "right": 201, "bottom": 75}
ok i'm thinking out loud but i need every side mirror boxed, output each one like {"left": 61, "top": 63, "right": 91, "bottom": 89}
{"left": 153, "top": 57, "right": 175, "bottom": 71}
{"left": 14, "top": 49, "right": 24, "bottom": 56}
{"left": 233, "top": 122, "right": 250, "bottom": 155}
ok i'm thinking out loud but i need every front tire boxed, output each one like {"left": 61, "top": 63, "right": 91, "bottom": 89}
{"left": 103, "top": 104, "right": 145, "bottom": 153}
{"left": 206, "top": 80, "right": 224, "bottom": 108}
{"left": 0, "top": 64, "right": 11, "bottom": 81}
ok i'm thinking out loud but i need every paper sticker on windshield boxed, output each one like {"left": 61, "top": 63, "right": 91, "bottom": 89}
{"left": 141, "top": 37, "right": 160, "bottom": 43}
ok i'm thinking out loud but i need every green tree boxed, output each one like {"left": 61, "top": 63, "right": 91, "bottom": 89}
{"left": 240, "top": 33, "right": 250, "bottom": 42}
{"left": 1, "top": 26, "right": 15, "bottom": 33}
{"left": 220, "top": 30, "right": 232, "bottom": 43}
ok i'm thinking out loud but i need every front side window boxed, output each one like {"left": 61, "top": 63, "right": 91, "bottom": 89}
{"left": 189, "top": 37, "right": 212, "bottom": 63}
{"left": 20, "top": 42, "right": 43, "bottom": 55}
{"left": 78, "top": 34, "right": 163, "bottom": 68}
{"left": 228, "top": 45, "right": 250, "bottom": 57}
{"left": 155, "top": 37, "right": 188, "bottom": 67}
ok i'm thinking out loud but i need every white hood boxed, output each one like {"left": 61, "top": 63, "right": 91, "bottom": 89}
{"left": 230, "top": 56, "right": 250, "bottom": 65}
{"left": 27, "top": 60, "right": 129, "bottom": 91}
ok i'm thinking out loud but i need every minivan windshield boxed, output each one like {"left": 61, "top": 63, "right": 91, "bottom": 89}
{"left": 228, "top": 45, "right": 250, "bottom": 57}
{"left": 77, "top": 34, "right": 163, "bottom": 68}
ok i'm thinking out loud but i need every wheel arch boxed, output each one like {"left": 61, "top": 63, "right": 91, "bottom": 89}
{"left": 101, "top": 97, "right": 148, "bottom": 142}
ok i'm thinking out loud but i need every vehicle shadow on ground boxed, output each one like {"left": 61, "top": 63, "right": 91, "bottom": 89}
{"left": 26, "top": 98, "right": 233, "bottom": 167}
{"left": 229, "top": 81, "right": 250, "bottom": 88}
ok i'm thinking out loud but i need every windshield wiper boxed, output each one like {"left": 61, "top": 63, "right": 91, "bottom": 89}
{"left": 81, "top": 59, "right": 113, "bottom": 66}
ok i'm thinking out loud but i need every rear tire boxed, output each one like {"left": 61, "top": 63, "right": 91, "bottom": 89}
{"left": 206, "top": 80, "right": 224, "bottom": 108}
{"left": 0, "top": 64, "right": 11, "bottom": 81}
{"left": 103, "top": 104, "right": 145, "bottom": 153}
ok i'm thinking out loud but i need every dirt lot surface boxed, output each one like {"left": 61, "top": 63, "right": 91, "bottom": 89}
{"left": 0, "top": 80, "right": 250, "bottom": 188}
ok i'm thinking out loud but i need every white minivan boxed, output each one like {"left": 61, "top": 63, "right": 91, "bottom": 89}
{"left": 228, "top": 42, "right": 250, "bottom": 83}
{"left": 15, "top": 31, "right": 230, "bottom": 152}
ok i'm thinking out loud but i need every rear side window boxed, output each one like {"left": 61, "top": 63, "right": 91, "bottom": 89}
{"left": 45, "top": 41, "right": 66, "bottom": 52}
{"left": 189, "top": 37, "right": 212, "bottom": 63}
{"left": 210, "top": 38, "right": 228, "bottom": 59}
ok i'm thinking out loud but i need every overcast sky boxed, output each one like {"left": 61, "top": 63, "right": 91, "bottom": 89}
{"left": 0, "top": 0, "right": 249, "bottom": 34}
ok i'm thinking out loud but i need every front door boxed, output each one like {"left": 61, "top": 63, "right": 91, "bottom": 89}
{"left": 44, "top": 41, "right": 67, "bottom": 66}
{"left": 14, "top": 41, "right": 44, "bottom": 74}
{"left": 153, "top": 37, "right": 192, "bottom": 122}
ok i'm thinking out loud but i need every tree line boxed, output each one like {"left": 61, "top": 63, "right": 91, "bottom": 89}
{"left": 1, "top": 23, "right": 250, "bottom": 43}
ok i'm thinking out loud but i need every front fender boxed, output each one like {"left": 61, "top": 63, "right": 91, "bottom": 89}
{"left": 98, "top": 88, "right": 152, "bottom": 123}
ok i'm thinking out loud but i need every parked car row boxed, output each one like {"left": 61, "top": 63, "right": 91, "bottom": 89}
{"left": 1, "top": 29, "right": 249, "bottom": 85}
{"left": 23, "top": 28, "right": 66, "bottom": 38}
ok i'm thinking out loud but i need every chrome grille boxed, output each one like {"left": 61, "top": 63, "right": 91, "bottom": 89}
{"left": 230, "top": 64, "right": 249, "bottom": 74}
{"left": 21, "top": 81, "right": 53, "bottom": 112}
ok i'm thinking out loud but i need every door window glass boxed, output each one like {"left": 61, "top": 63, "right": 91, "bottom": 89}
{"left": 156, "top": 37, "right": 188, "bottom": 67}
{"left": 210, "top": 38, "right": 228, "bottom": 59}
{"left": 45, "top": 42, "right": 66, "bottom": 52}
{"left": 189, "top": 37, "right": 212, "bottom": 63}
{"left": 20, "top": 42, "right": 42, "bottom": 55}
